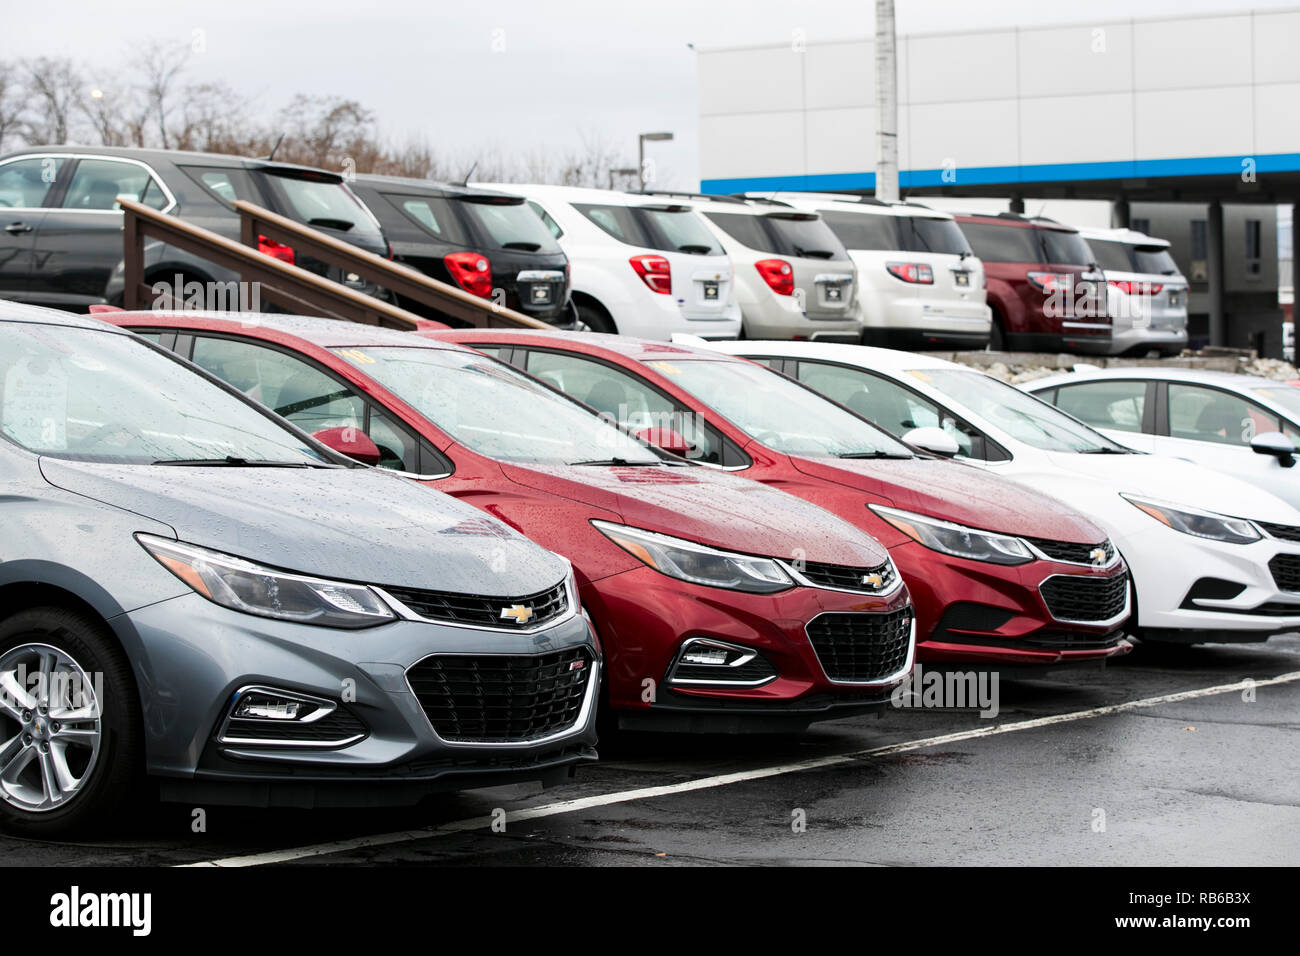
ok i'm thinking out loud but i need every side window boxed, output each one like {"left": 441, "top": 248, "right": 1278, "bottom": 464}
{"left": 521, "top": 349, "right": 732, "bottom": 466}
{"left": 393, "top": 195, "right": 468, "bottom": 244}
{"left": 528, "top": 200, "right": 563, "bottom": 239}
{"left": 368, "top": 408, "right": 422, "bottom": 473}
{"left": 60, "top": 159, "right": 160, "bottom": 211}
{"left": 1168, "top": 384, "right": 1278, "bottom": 446}
{"left": 0, "top": 158, "right": 64, "bottom": 209}
{"left": 180, "top": 166, "right": 259, "bottom": 206}
{"left": 1053, "top": 380, "right": 1147, "bottom": 434}
{"left": 190, "top": 336, "right": 366, "bottom": 438}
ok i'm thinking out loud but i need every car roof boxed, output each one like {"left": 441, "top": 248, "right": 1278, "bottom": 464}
{"left": 472, "top": 183, "right": 658, "bottom": 207}
{"left": 353, "top": 174, "right": 525, "bottom": 202}
{"left": 1075, "top": 225, "right": 1170, "bottom": 248}
{"left": 738, "top": 193, "right": 954, "bottom": 220}
{"left": 3, "top": 145, "right": 343, "bottom": 181}
{"left": 109, "top": 310, "right": 460, "bottom": 350}
{"left": 429, "top": 328, "right": 753, "bottom": 364}
{"left": 1026, "top": 365, "right": 1282, "bottom": 390}
{"left": 1, "top": 300, "right": 132, "bottom": 334}
{"left": 953, "top": 212, "right": 1078, "bottom": 233}
{"left": 709, "top": 339, "right": 964, "bottom": 372}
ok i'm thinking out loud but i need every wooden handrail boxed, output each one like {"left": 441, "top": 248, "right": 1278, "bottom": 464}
{"left": 233, "top": 199, "right": 551, "bottom": 330}
{"left": 119, "top": 199, "right": 431, "bottom": 330}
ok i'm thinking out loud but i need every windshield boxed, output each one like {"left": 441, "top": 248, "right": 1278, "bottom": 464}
{"left": 1133, "top": 246, "right": 1179, "bottom": 275}
{"left": 260, "top": 173, "right": 382, "bottom": 237}
{"left": 1041, "top": 229, "right": 1095, "bottom": 267}
{"left": 639, "top": 208, "right": 723, "bottom": 255}
{"left": 912, "top": 368, "right": 1123, "bottom": 453}
{"left": 655, "top": 359, "right": 913, "bottom": 458}
{"left": 330, "top": 346, "right": 661, "bottom": 466}
{"left": 463, "top": 199, "right": 562, "bottom": 253}
{"left": 1252, "top": 385, "right": 1300, "bottom": 420}
{"left": 0, "top": 324, "right": 330, "bottom": 465}
{"left": 763, "top": 215, "right": 848, "bottom": 260}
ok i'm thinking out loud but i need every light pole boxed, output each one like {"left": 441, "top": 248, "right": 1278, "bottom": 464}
{"left": 638, "top": 131, "right": 674, "bottom": 192}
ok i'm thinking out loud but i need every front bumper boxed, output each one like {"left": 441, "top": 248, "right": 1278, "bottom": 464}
{"left": 891, "top": 540, "right": 1133, "bottom": 666}
{"left": 119, "top": 592, "right": 601, "bottom": 802}
{"left": 581, "top": 564, "right": 914, "bottom": 727}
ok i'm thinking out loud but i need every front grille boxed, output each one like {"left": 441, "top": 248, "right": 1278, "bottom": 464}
{"left": 1268, "top": 553, "right": 1300, "bottom": 592}
{"left": 1024, "top": 537, "right": 1114, "bottom": 565}
{"left": 1260, "top": 521, "right": 1300, "bottom": 543}
{"left": 799, "top": 559, "right": 896, "bottom": 593}
{"left": 1039, "top": 572, "right": 1129, "bottom": 622}
{"left": 1022, "top": 631, "right": 1127, "bottom": 650}
{"left": 806, "top": 608, "right": 913, "bottom": 683}
{"left": 385, "top": 580, "right": 568, "bottom": 629}
{"left": 221, "top": 708, "right": 367, "bottom": 745}
{"left": 407, "top": 648, "right": 592, "bottom": 742}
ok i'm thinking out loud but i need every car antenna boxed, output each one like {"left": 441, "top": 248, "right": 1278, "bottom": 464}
{"left": 456, "top": 161, "right": 478, "bottom": 186}
{"left": 265, "top": 133, "right": 285, "bottom": 162}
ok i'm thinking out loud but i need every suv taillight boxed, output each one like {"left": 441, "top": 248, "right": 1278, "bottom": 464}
{"left": 1109, "top": 280, "right": 1163, "bottom": 296}
{"left": 630, "top": 255, "right": 671, "bottom": 294}
{"left": 754, "top": 258, "right": 794, "bottom": 296}
{"left": 444, "top": 251, "right": 493, "bottom": 298}
{"left": 885, "top": 262, "right": 934, "bottom": 284}
{"left": 1027, "top": 271, "right": 1075, "bottom": 294}
{"left": 258, "top": 235, "right": 294, "bottom": 265}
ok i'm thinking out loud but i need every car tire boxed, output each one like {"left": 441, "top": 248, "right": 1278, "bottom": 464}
{"left": 577, "top": 302, "right": 616, "bottom": 335}
{"left": 988, "top": 313, "right": 1006, "bottom": 351}
{"left": 0, "top": 607, "right": 142, "bottom": 837}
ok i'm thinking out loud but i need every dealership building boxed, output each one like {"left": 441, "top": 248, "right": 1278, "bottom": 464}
{"left": 696, "top": 7, "right": 1300, "bottom": 354}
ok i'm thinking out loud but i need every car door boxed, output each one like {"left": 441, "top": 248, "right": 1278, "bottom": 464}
{"left": 27, "top": 156, "right": 173, "bottom": 306}
{"left": 0, "top": 156, "right": 65, "bottom": 299}
{"left": 1037, "top": 379, "right": 1158, "bottom": 453}
{"left": 1156, "top": 380, "right": 1299, "bottom": 505}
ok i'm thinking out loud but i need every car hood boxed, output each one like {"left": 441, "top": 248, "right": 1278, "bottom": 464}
{"left": 39, "top": 460, "right": 567, "bottom": 596}
{"left": 500, "top": 462, "right": 890, "bottom": 566}
{"left": 791, "top": 455, "right": 1106, "bottom": 542}
{"left": 1038, "top": 452, "right": 1300, "bottom": 524}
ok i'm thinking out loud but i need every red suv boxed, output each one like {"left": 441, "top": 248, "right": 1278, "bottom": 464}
{"left": 435, "top": 329, "right": 1134, "bottom": 669}
{"left": 955, "top": 214, "right": 1110, "bottom": 353}
{"left": 107, "top": 311, "right": 915, "bottom": 733}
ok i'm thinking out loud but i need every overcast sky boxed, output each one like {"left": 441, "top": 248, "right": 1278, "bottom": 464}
{"left": 4, "top": 0, "right": 1294, "bottom": 187}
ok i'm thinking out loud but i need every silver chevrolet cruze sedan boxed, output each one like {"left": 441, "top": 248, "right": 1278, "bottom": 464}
{"left": 0, "top": 302, "right": 599, "bottom": 836}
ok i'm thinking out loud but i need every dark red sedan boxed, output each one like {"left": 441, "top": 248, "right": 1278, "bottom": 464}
{"left": 107, "top": 311, "right": 915, "bottom": 733}
{"left": 431, "top": 329, "right": 1134, "bottom": 668}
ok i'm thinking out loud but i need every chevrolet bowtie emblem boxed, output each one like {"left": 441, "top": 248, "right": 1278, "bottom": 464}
{"left": 1089, "top": 547, "right": 1107, "bottom": 565}
{"left": 500, "top": 604, "right": 535, "bottom": 625}
{"left": 863, "top": 572, "right": 884, "bottom": 589}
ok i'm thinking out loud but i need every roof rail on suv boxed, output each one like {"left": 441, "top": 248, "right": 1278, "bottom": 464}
{"left": 641, "top": 189, "right": 748, "bottom": 204}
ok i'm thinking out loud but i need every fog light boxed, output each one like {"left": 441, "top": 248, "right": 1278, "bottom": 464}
{"left": 234, "top": 692, "right": 309, "bottom": 721}
{"left": 682, "top": 647, "right": 731, "bottom": 666}
{"left": 667, "top": 638, "right": 777, "bottom": 687}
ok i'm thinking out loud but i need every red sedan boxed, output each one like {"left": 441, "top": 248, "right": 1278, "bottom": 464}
{"left": 431, "top": 329, "right": 1134, "bottom": 668}
{"left": 107, "top": 311, "right": 915, "bottom": 733}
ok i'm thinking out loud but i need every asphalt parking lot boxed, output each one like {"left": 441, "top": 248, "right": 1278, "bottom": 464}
{"left": 6, "top": 636, "right": 1296, "bottom": 867}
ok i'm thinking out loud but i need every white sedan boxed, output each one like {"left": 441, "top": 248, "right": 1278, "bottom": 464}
{"left": 1024, "top": 367, "right": 1300, "bottom": 509}
{"left": 705, "top": 339, "right": 1300, "bottom": 645}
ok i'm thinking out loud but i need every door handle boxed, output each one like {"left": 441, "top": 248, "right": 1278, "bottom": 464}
{"left": 4, "top": 222, "right": 32, "bottom": 234}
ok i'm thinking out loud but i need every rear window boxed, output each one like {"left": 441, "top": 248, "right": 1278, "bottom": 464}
{"left": 259, "top": 172, "right": 382, "bottom": 238}
{"left": 703, "top": 211, "right": 770, "bottom": 251}
{"left": 898, "top": 217, "right": 972, "bottom": 256}
{"left": 1087, "top": 238, "right": 1135, "bottom": 273}
{"left": 707, "top": 211, "right": 846, "bottom": 260}
{"left": 960, "top": 222, "right": 1043, "bottom": 264}
{"left": 819, "top": 210, "right": 900, "bottom": 251}
{"left": 1040, "top": 229, "right": 1094, "bottom": 267}
{"left": 1133, "top": 245, "right": 1179, "bottom": 275}
{"left": 462, "top": 198, "right": 561, "bottom": 253}
{"left": 575, "top": 203, "right": 722, "bottom": 255}
{"left": 575, "top": 203, "right": 649, "bottom": 246}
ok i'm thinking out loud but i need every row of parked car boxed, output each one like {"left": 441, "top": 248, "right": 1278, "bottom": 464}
{"left": 0, "top": 146, "right": 1188, "bottom": 355}
{"left": 1, "top": 268, "right": 1296, "bottom": 836}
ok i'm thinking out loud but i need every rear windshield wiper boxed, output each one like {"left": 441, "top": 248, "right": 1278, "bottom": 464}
{"left": 793, "top": 246, "right": 835, "bottom": 259}
{"left": 307, "top": 218, "right": 354, "bottom": 232}
{"left": 566, "top": 458, "right": 661, "bottom": 467}
{"left": 1078, "top": 447, "right": 1132, "bottom": 454}
{"left": 502, "top": 241, "right": 541, "bottom": 251}
{"left": 837, "top": 451, "right": 913, "bottom": 459}
{"left": 678, "top": 244, "right": 714, "bottom": 255}
{"left": 152, "top": 456, "right": 326, "bottom": 468}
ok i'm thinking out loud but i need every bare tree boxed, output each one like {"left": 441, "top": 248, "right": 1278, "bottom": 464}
{"left": 23, "top": 57, "right": 83, "bottom": 144}
{"left": 136, "top": 40, "right": 191, "bottom": 149}
{"left": 0, "top": 62, "right": 23, "bottom": 150}
{"left": 278, "top": 95, "right": 375, "bottom": 170}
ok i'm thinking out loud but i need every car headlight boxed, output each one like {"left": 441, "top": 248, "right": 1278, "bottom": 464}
{"left": 591, "top": 521, "right": 793, "bottom": 593}
{"left": 870, "top": 504, "right": 1033, "bottom": 565}
{"left": 138, "top": 534, "right": 397, "bottom": 629}
{"left": 1122, "top": 495, "right": 1261, "bottom": 545}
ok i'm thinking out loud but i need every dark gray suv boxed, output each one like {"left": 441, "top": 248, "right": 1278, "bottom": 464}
{"left": 0, "top": 146, "right": 389, "bottom": 310}
{"left": 0, "top": 301, "right": 598, "bottom": 836}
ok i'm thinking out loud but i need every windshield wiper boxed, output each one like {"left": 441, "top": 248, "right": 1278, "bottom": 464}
{"left": 152, "top": 456, "right": 325, "bottom": 468}
{"left": 502, "top": 241, "right": 541, "bottom": 251}
{"left": 678, "top": 244, "right": 713, "bottom": 254}
{"left": 792, "top": 246, "right": 835, "bottom": 259}
{"left": 307, "top": 217, "right": 355, "bottom": 232}
{"left": 837, "top": 451, "right": 913, "bottom": 459}
{"left": 566, "top": 457, "right": 660, "bottom": 467}
{"left": 1078, "top": 447, "right": 1132, "bottom": 454}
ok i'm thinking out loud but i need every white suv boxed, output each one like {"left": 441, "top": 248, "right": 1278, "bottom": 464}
{"left": 745, "top": 194, "right": 991, "bottom": 349}
{"left": 1078, "top": 226, "right": 1189, "bottom": 357}
{"left": 686, "top": 195, "right": 860, "bottom": 341}
{"left": 477, "top": 184, "right": 741, "bottom": 340}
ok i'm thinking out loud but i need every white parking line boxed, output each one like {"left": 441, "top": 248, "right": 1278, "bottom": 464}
{"left": 180, "top": 671, "right": 1300, "bottom": 867}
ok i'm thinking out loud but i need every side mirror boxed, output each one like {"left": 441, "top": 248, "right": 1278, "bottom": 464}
{"left": 636, "top": 426, "right": 691, "bottom": 457}
{"left": 313, "top": 427, "right": 381, "bottom": 465}
{"left": 903, "top": 426, "right": 960, "bottom": 457}
{"left": 1251, "top": 431, "right": 1296, "bottom": 468}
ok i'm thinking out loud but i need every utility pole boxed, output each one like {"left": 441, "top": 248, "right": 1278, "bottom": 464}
{"left": 874, "top": 0, "right": 899, "bottom": 202}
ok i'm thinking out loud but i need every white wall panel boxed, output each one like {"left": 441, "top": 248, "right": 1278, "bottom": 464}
{"left": 804, "top": 41, "right": 874, "bottom": 110}
{"left": 907, "top": 99, "right": 1020, "bottom": 170}
{"left": 1018, "top": 23, "right": 1134, "bottom": 98}
{"left": 1018, "top": 93, "right": 1134, "bottom": 165}
{"left": 699, "top": 112, "right": 806, "bottom": 179}
{"left": 1134, "top": 87, "right": 1253, "bottom": 160}
{"left": 1132, "top": 15, "right": 1252, "bottom": 91}
{"left": 1254, "top": 10, "right": 1300, "bottom": 84}
{"left": 698, "top": 47, "right": 803, "bottom": 116}
{"left": 906, "top": 30, "right": 1019, "bottom": 104}
{"left": 805, "top": 107, "right": 874, "bottom": 174}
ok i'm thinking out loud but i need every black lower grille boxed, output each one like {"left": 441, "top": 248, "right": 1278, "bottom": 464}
{"left": 1268, "top": 553, "right": 1300, "bottom": 591}
{"left": 222, "top": 708, "right": 367, "bottom": 745}
{"left": 800, "top": 559, "right": 896, "bottom": 593}
{"left": 1260, "top": 521, "right": 1300, "bottom": 543}
{"left": 407, "top": 648, "right": 592, "bottom": 742}
{"left": 385, "top": 581, "right": 568, "bottom": 629}
{"left": 806, "top": 608, "right": 913, "bottom": 682}
{"left": 1039, "top": 572, "right": 1129, "bottom": 622}
{"left": 1024, "top": 537, "right": 1114, "bottom": 565}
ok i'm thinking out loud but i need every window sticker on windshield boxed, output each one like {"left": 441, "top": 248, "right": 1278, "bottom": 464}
{"left": 648, "top": 361, "right": 682, "bottom": 375}
{"left": 908, "top": 370, "right": 931, "bottom": 382}
{"left": 337, "top": 349, "right": 375, "bottom": 365}
{"left": 3, "top": 356, "right": 68, "bottom": 450}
